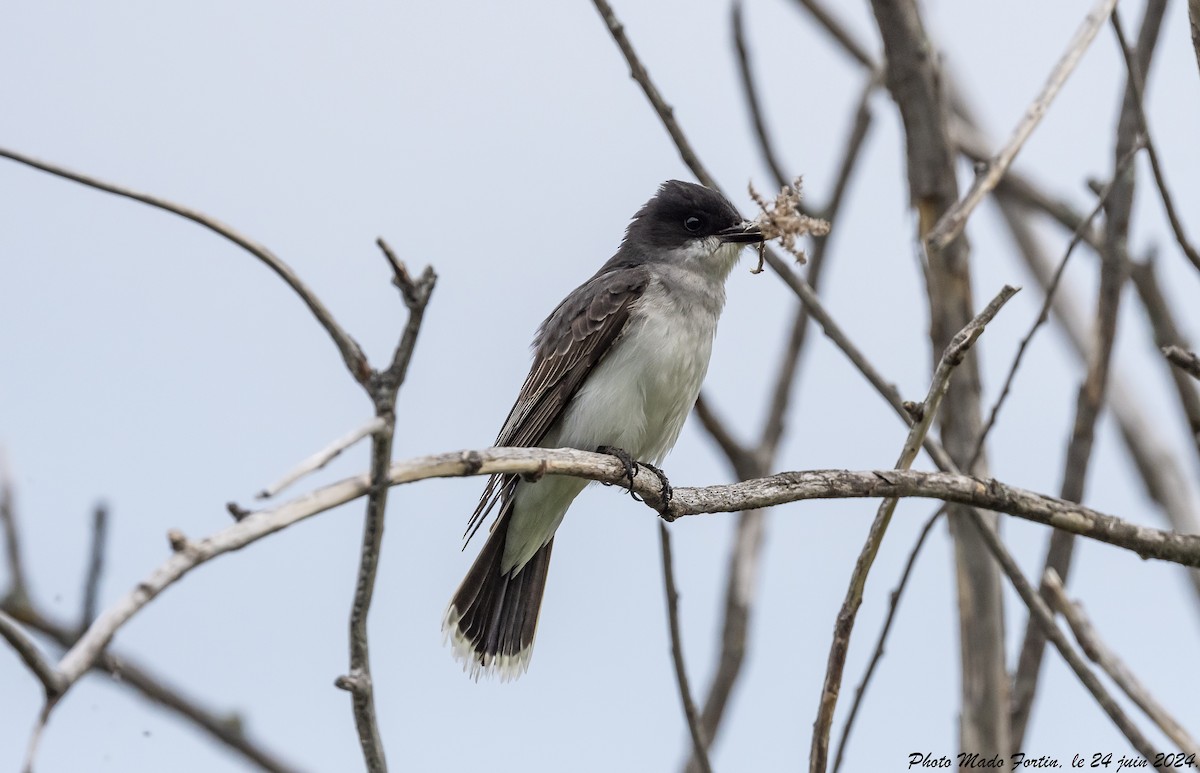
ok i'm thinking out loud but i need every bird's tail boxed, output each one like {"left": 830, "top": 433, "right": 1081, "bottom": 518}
{"left": 443, "top": 518, "right": 554, "bottom": 681}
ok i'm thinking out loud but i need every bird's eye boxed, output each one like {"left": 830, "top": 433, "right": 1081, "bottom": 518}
{"left": 684, "top": 216, "right": 703, "bottom": 232}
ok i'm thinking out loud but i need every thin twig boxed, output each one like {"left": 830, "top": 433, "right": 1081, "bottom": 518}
{"left": 970, "top": 140, "right": 1143, "bottom": 468}
{"left": 792, "top": 0, "right": 1109, "bottom": 263}
{"left": 339, "top": 417, "right": 393, "bottom": 773}
{"left": 810, "top": 286, "right": 1018, "bottom": 773}
{"left": 2, "top": 600, "right": 302, "bottom": 773}
{"left": 0, "top": 147, "right": 371, "bottom": 384}
{"left": 0, "top": 609, "right": 64, "bottom": 697}
{"left": 23, "top": 701, "right": 54, "bottom": 773}
{"left": 761, "top": 252, "right": 906, "bottom": 422}
{"left": 953, "top": 118, "right": 1105, "bottom": 253}
{"left": 994, "top": 193, "right": 1200, "bottom": 603}
{"left": 337, "top": 246, "right": 436, "bottom": 773}
{"left": 1043, "top": 569, "right": 1200, "bottom": 755}
{"left": 1191, "top": 0, "right": 1200, "bottom": 81}
{"left": 789, "top": 0, "right": 876, "bottom": 68}
{"left": 0, "top": 450, "right": 30, "bottom": 607}
{"left": 589, "top": 0, "right": 717, "bottom": 190}
{"left": 832, "top": 507, "right": 944, "bottom": 773}
{"left": 925, "top": 0, "right": 1117, "bottom": 252}
{"left": 79, "top": 503, "right": 108, "bottom": 632}
{"left": 963, "top": 513, "right": 1159, "bottom": 762}
{"left": 257, "top": 417, "right": 387, "bottom": 500}
{"left": 732, "top": 0, "right": 788, "bottom": 189}
{"left": 1130, "top": 262, "right": 1200, "bottom": 459}
{"left": 1164, "top": 346, "right": 1200, "bottom": 381}
{"left": 659, "top": 523, "right": 713, "bottom": 773}
{"left": 684, "top": 507, "right": 765, "bottom": 773}
{"left": 760, "top": 78, "right": 875, "bottom": 459}
{"left": 1111, "top": 10, "right": 1200, "bottom": 276}
{"left": 693, "top": 395, "right": 756, "bottom": 480}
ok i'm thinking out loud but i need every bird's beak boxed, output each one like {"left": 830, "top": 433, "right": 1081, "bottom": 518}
{"left": 717, "top": 221, "right": 764, "bottom": 244}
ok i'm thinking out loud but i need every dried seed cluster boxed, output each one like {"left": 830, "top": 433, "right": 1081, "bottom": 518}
{"left": 748, "top": 177, "right": 831, "bottom": 273}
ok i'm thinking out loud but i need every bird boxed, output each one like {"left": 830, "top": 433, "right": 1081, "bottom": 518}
{"left": 443, "top": 180, "right": 763, "bottom": 680}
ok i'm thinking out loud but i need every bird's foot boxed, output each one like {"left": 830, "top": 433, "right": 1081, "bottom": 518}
{"left": 596, "top": 446, "right": 673, "bottom": 514}
{"left": 597, "top": 445, "right": 643, "bottom": 502}
{"left": 639, "top": 461, "right": 673, "bottom": 514}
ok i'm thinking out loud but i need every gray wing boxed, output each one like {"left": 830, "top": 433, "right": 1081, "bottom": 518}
{"left": 463, "top": 266, "right": 650, "bottom": 543}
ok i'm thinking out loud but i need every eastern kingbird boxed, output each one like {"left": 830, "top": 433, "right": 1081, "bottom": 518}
{"left": 444, "top": 180, "right": 763, "bottom": 679}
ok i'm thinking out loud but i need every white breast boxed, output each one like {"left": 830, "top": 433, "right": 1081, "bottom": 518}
{"left": 548, "top": 271, "right": 723, "bottom": 463}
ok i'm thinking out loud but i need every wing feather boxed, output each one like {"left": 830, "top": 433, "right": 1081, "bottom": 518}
{"left": 463, "top": 267, "right": 649, "bottom": 543}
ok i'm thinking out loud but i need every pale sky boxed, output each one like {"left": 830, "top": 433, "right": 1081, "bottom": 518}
{"left": 2, "top": 1, "right": 1198, "bottom": 771}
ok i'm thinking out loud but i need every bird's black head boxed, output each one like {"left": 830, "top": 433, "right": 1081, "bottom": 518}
{"left": 621, "top": 180, "right": 763, "bottom": 254}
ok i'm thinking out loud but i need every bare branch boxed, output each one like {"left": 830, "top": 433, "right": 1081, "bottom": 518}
{"left": 2, "top": 470, "right": 303, "bottom": 772}
{"left": 794, "top": 0, "right": 1112, "bottom": 266}
{"left": 1130, "top": 262, "right": 1200, "bottom": 459}
{"left": 3, "top": 601, "right": 303, "bottom": 773}
{"left": 589, "top": 0, "right": 717, "bottom": 190}
{"left": 79, "top": 503, "right": 109, "bottom": 633}
{"left": 659, "top": 523, "right": 712, "bottom": 773}
{"left": 789, "top": 0, "right": 876, "bottom": 69}
{"left": 0, "top": 147, "right": 371, "bottom": 384}
{"left": 1191, "top": 0, "right": 1200, "bottom": 81}
{"left": 694, "top": 395, "right": 756, "bottom": 480}
{"left": 1110, "top": 10, "right": 1200, "bottom": 276}
{"left": 1164, "top": 346, "right": 1200, "bottom": 381}
{"left": 1, "top": 450, "right": 30, "bottom": 608}
{"left": 760, "top": 79, "right": 875, "bottom": 459}
{"left": 832, "top": 508, "right": 944, "bottom": 773}
{"left": 23, "top": 702, "right": 53, "bottom": 773}
{"left": 258, "top": 417, "right": 387, "bottom": 500}
{"left": 0, "top": 609, "right": 64, "bottom": 698}
{"left": 962, "top": 514, "right": 1159, "bottom": 762}
{"left": 1043, "top": 569, "right": 1200, "bottom": 756}
{"left": 810, "top": 286, "right": 1018, "bottom": 773}
{"left": 760, "top": 253, "right": 906, "bottom": 422}
{"left": 952, "top": 119, "right": 1105, "bottom": 253}
{"left": 994, "top": 194, "right": 1200, "bottom": 602}
{"left": 338, "top": 251, "right": 436, "bottom": 773}
{"left": 340, "top": 420, "right": 393, "bottom": 773}
{"left": 925, "top": 0, "right": 1117, "bottom": 252}
{"left": 972, "top": 140, "right": 1143, "bottom": 467}
{"left": 376, "top": 239, "right": 437, "bottom": 382}
{"left": 685, "top": 508, "right": 765, "bottom": 773}
{"left": 731, "top": 0, "right": 789, "bottom": 189}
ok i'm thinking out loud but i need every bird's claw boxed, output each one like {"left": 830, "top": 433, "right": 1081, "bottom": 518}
{"left": 596, "top": 446, "right": 673, "bottom": 514}
{"left": 643, "top": 462, "right": 673, "bottom": 512}
{"left": 597, "top": 445, "right": 643, "bottom": 501}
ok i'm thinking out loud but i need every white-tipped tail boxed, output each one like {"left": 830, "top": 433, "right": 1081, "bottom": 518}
{"left": 443, "top": 527, "right": 554, "bottom": 682}
{"left": 442, "top": 604, "right": 534, "bottom": 682}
